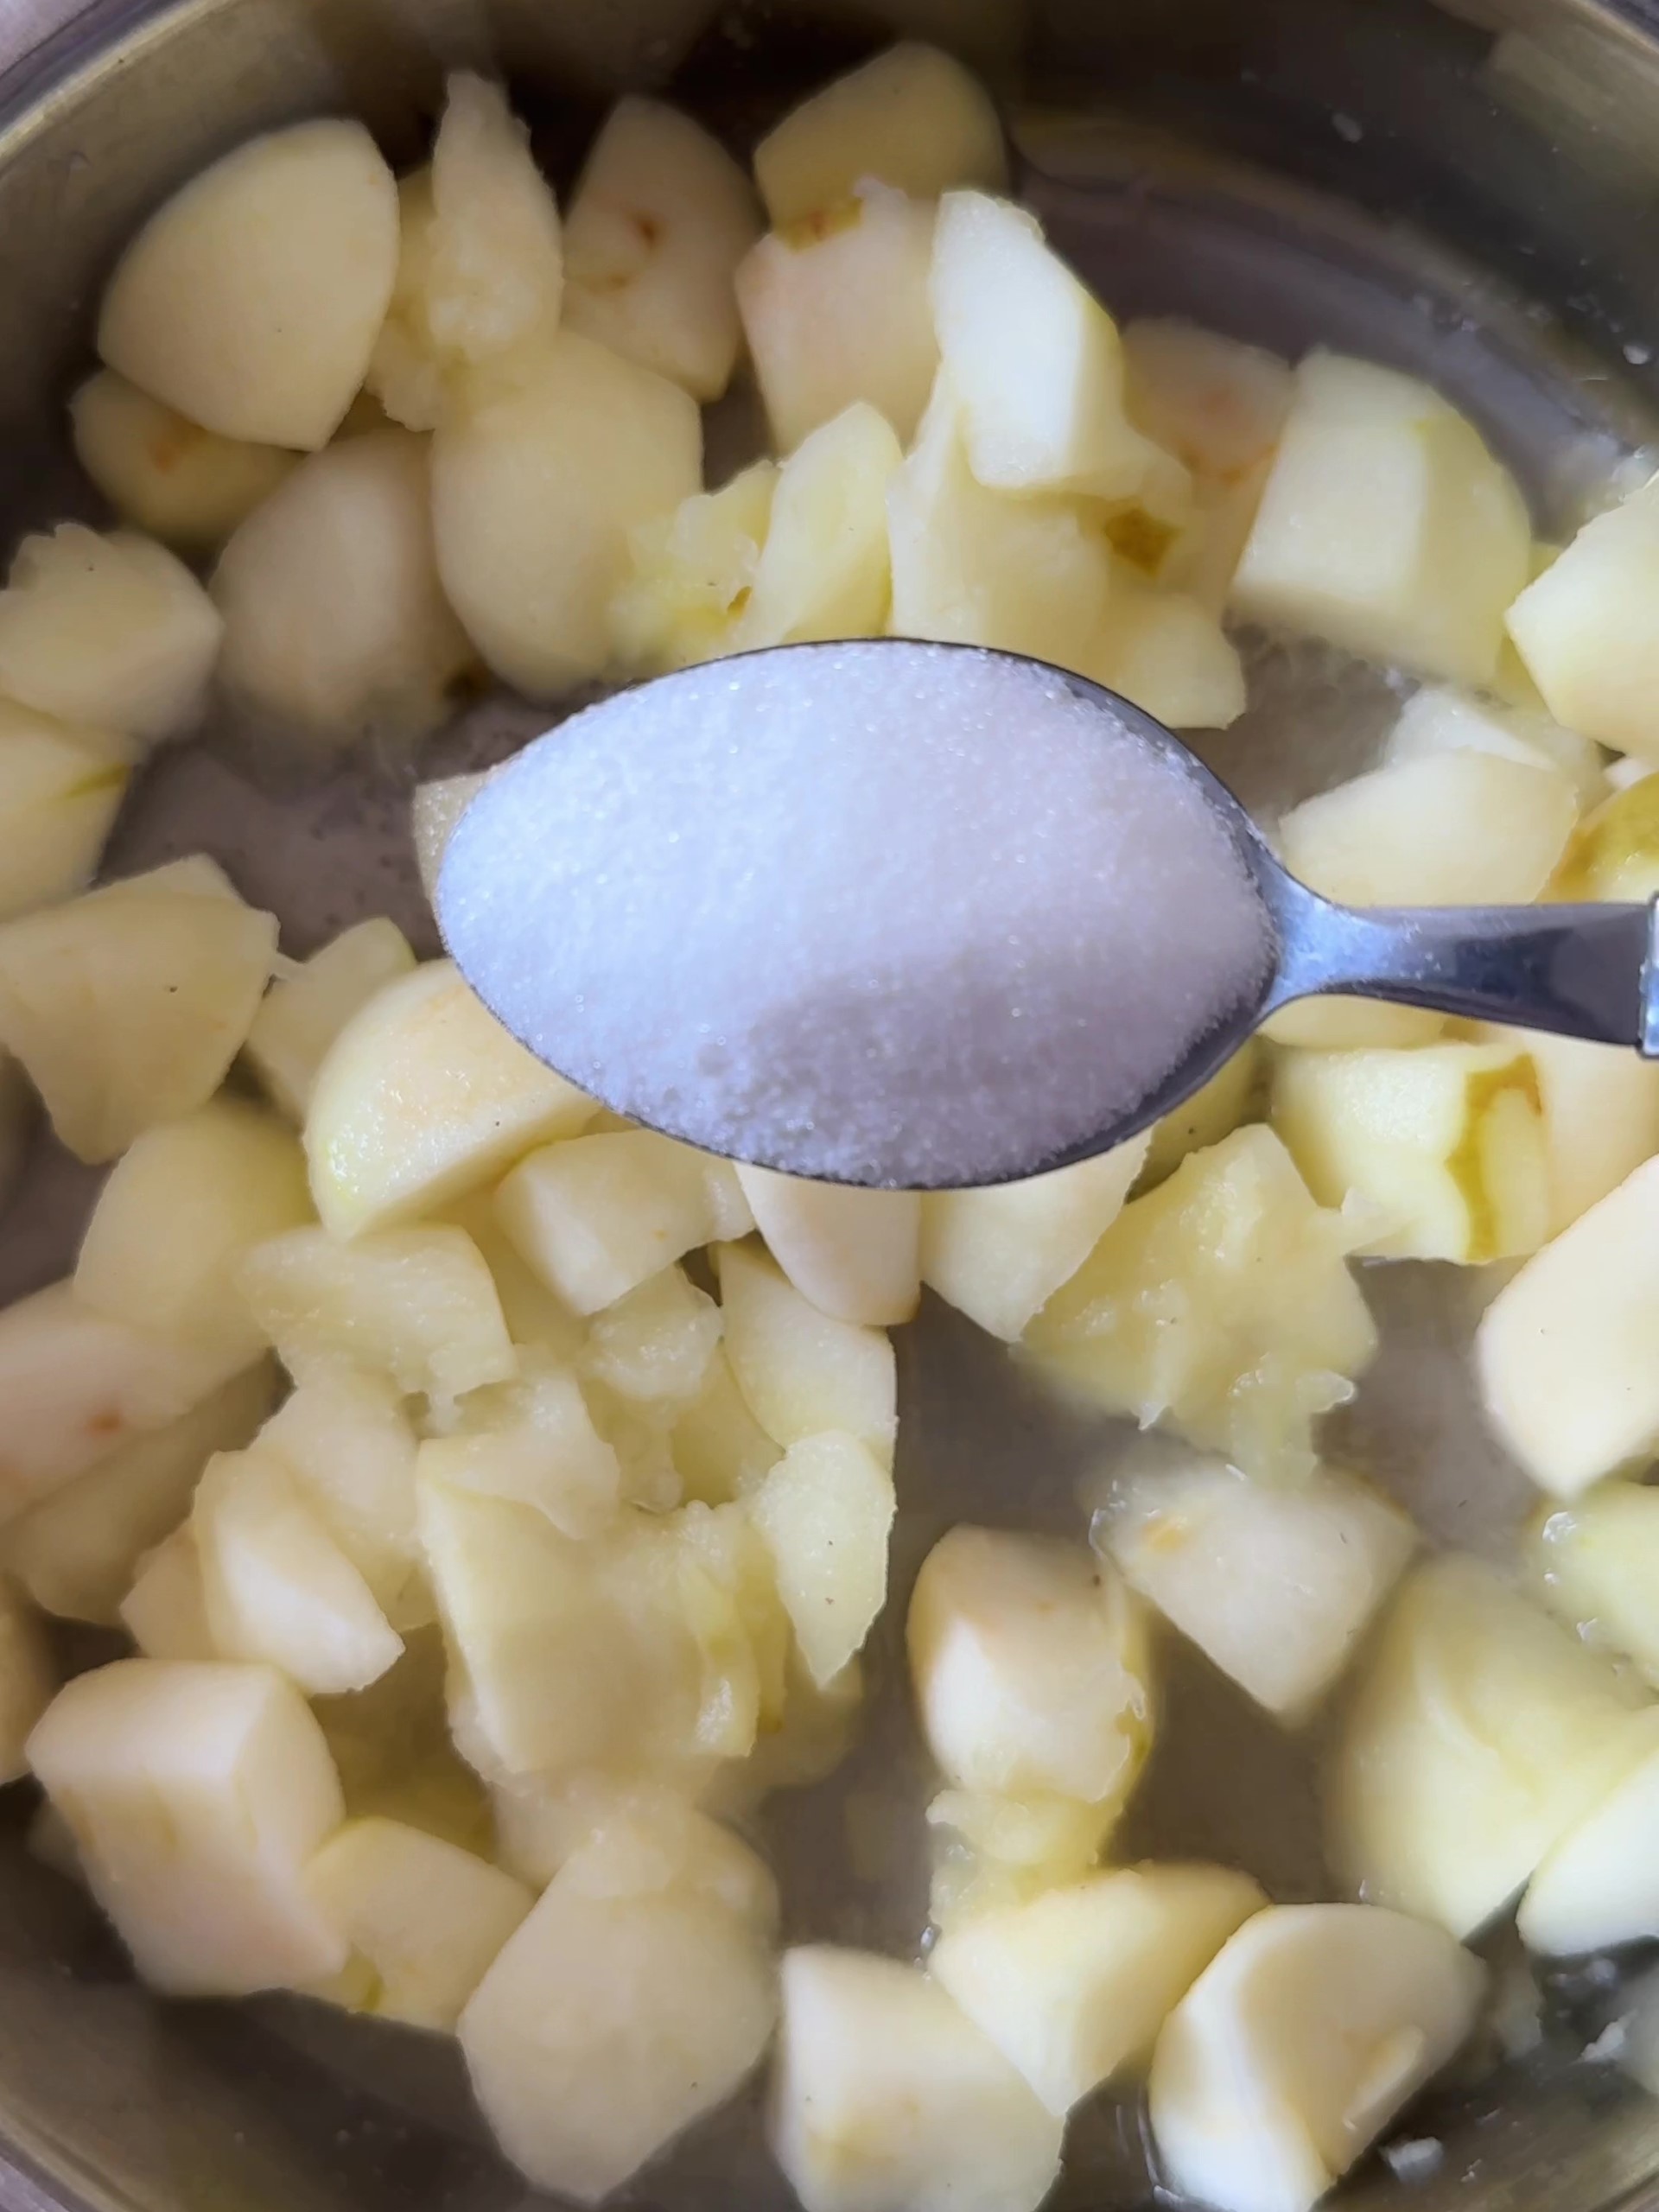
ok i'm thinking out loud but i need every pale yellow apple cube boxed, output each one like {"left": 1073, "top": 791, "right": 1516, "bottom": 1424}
{"left": 715, "top": 1240, "right": 897, "bottom": 1465}
{"left": 1533, "top": 1482, "right": 1659, "bottom": 1684}
{"left": 735, "top": 402, "right": 902, "bottom": 648}
{"left": 1122, "top": 320, "right": 1293, "bottom": 484}
{"left": 497, "top": 1129, "right": 732, "bottom": 1313}
{"left": 70, "top": 369, "right": 296, "bottom": 549}
{"left": 119, "top": 1529, "right": 215, "bottom": 1661}
{"left": 1382, "top": 681, "right": 1605, "bottom": 808}
{"left": 1506, "top": 474, "right": 1659, "bottom": 757}
{"left": 612, "top": 461, "right": 777, "bottom": 673}
{"left": 751, "top": 1432, "right": 894, "bottom": 1687}
{"left": 739, "top": 1168, "right": 920, "bottom": 1326}
{"left": 257, "top": 1367, "right": 427, "bottom": 1624}
{"left": 245, "top": 918, "right": 416, "bottom": 1122}
{"left": 0, "top": 702, "right": 132, "bottom": 924}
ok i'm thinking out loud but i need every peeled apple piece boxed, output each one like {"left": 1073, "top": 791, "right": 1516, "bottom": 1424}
{"left": 1121, "top": 320, "right": 1293, "bottom": 484}
{"left": 931, "top": 1863, "right": 1267, "bottom": 2117}
{"left": 0, "top": 1584, "right": 54, "bottom": 1782}
{"left": 1382, "top": 682, "right": 1606, "bottom": 810}
{"left": 738, "top": 1167, "right": 920, "bottom": 1325}
{"left": 27, "top": 1657, "right": 347, "bottom": 1995}
{"left": 1554, "top": 772, "right": 1659, "bottom": 903}
{"left": 751, "top": 1432, "right": 894, "bottom": 1687}
{"left": 1231, "top": 350, "right": 1532, "bottom": 686}
{"left": 75, "top": 1099, "right": 312, "bottom": 1365}
{"left": 70, "top": 369, "right": 296, "bottom": 548}
{"left": 1021, "top": 1125, "right": 1377, "bottom": 1487}
{"left": 611, "top": 461, "right": 778, "bottom": 673}
{"left": 1140, "top": 1044, "right": 1260, "bottom": 1192}
{"left": 213, "top": 429, "right": 474, "bottom": 749}
{"left": 1271, "top": 1039, "right": 1550, "bottom": 1265}
{"left": 305, "top": 1815, "right": 531, "bottom": 2029}
{"left": 412, "top": 769, "right": 492, "bottom": 906}
{"left": 194, "top": 1446, "right": 403, "bottom": 1694}
{"left": 1467, "top": 1020, "right": 1659, "bottom": 1235}
{"left": 579, "top": 1267, "right": 721, "bottom": 1408}
{"left": 754, "top": 41, "right": 1007, "bottom": 228}
{"left": 734, "top": 402, "right": 902, "bottom": 647}
{"left": 563, "top": 98, "right": 760, "bottom": 401}
{"left": 737, "top": 182, "right": 939, "bottom": 454}
{"left": 498, "top": 1129, "right": 741, "bottom": 1315}
{"left": 1090, "top": 568, "right": 1246, "bottom": 732}
{"left": 257, "top": 1368, "right": 425, "bottom": 1624}
{"left": 0, "top": 870, "right": 277, "bottom": 1162}
{"left": 1476, "top": 1156, "right": 1659, "bottom": 1497}
{"left": 1533, "top": 1483, "right": 1659, "bottom": 1684}
{"left": 0, "top": 1280, "right": 247, "bottom": 1524}
{"left": 0, "top": 702, "right": 132, "bottom": 924}
{"left": 245, "top": 918, "right": 416, "bottom": 1122}
{"left": 0, "top": 524, "right": 222, "bottom": 746}
{"left": 305, "top": 958, "right": 595, "bottom": 1239}
{"left": 931, "top": 190, "right": 1162, "bottom": 500}
{"left": 920, "top": 1135, "right": 1148, "bottom": 1342}
{"left": 431, "top": 329, "right": 702, "bottom": 696}
{"left": 1147, "top": 1904, "right": 1484, "bottom": 2212}
{"left": 461, "top": 1817, "right": 778, "bottom": 2205}
{"left": 239, "top": 1224, "right": 515, "bottom": 1404}
{"left": 768, "top": 1946, "right": 1063, "bottom": 2212}
{"left": 1326, "top": 1554, "right": 1654, "bottom": 1939}
{"left": 1096, "top": 1452, "right": 1415, "bottom": 1725}
{"left": 8, "top": 1364, "right": 274, "bottom": 1626}
{"left": 715, "top": 1240, "right": 897, "bottom": 1466}
{"left": 99, "top": 118, "right": 399, "bottom": 449}
{"left": 120, "top": 1528, "right": 215, "bottom": 1661}
{"left": 1518, "top": 1734, "right": 1659, "bottom": 1955}
{"left": 908, "top": 1525, "right": 1151, "bottom": 1809}
{"left": 366, "top": 77, "right": 563, "bottom": 433}
{"left": 886, "top": 372, "right": 1118, "bottom": 676}
{"left": 1505, "top": 474, "right": 1659, "bottom": 758}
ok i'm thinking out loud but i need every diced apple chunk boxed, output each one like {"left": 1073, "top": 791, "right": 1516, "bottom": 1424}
{"left": 1272, "top": 1039, "right": 1549, "bottom": 1264}
{"left": 1505, "top": 474, "right": 1659, "bottom": 757}
{"left": 1148, "top": 1904, "right": 1484, "bottom": 2212}
{"left": 238, "top": 1224, "right": 515, "bottom": 1402}
{"left": 671, "top": 1349, "right": 781, "bottom": 1506}
{"left": 1091, "top": 570, "right": 1246, "bottom": 731}
{"left": 0, "top": 702, "right": 132, "bottom": 923}
{"left": 909, "top": 1527, "right": 1151, "bottom": 1809}
{"left": 213, "top": 429, "right": 473, "bottom": 750}
{"left": 305, "top": 959, "right": 594, "bottom": 1238}
{"left": 1533, "top": 1483, "right": 1659, "bottom": 1684}
{"left": 580, "top": 1267, "right": 721, "bottom": 1408}
{"left": 194, "top": 1446, "right": 403, "bottom": 1694}
{"left": 931, "top": 191, "right": 1161, "bottom": 500}
{"left": 739, "top": 1168, "right": 920, "bottom": 1326}
{"left": 769, "top": 1947, "right": 1062, "bottom": 2212}
{"left": 9, "top": 1363, "right": 274, "bottom": 1624}
{"left": 1471, "top": 1022, "right": 1659, "bottom": 1234}
{"left": 411, "top": 770, "right": 491, "bottom": 906}
{"left": 563, "top": 98, "right": 760, "bottom": 401}
{"left": 0, "top": 870, "right": 277, "bottom": 1161}
{"left": 735, "top": 402, "right": 902, "bottom": 647}
{"left": 931, "top": 1863, "right": 1266, "bottom": 2116}
{"left": 737, "top": 183, "right": 939, "bottom": 453}
{"left": 1476, "top": 1156, "right": 1659, "bottom": 1497}
{"left": 1326, "top": 1554, "right": 1654, "bottom": 1938}
{"left": 498, "top": 1130, "right": 734, "bottom": 1314}
{"left": 612, "top": 461, "right": 778, "bottom": 672}
{"left": 461, "top": 1814, "right": 778, "bottom": 2202}
{"left": 715, "top": 1241, "right": 897, "bottom": 1465}
{"left": 366, "top": 77, "right": 563, "bottom": 432}
{"left": 886, "top": 375, "right": 1117, "bottom": 675}
{"left": 245, "top": 918, "right": 415, "bottom": 1122}
{"left": 305, "top": 1815, "right": 531, "bottom": 2029}
{"left": 0, "top": 1582, "right": 54, "bottom": 1781}
{"left": 751, "top": 1432, "right": 894, "bottom": 1687}
{"left": 1382, "top": 682, "right": 1605, "bottom": 808}
{"left": 1095, "top": 1450, "right": 1415, "bottom": 1724}
{"left": 99, "top": 118, "right": 398, "bottom": 449}
{"left": 119, "top": 1529, "right": 214, "bottom": 1660}
{"left": 1140, "top": 1044, "right": 1260, "bottom": 1191}
{"left": 1519, "top": 1732, "right": 1659, "bottom": 1955}
{"left": 1022, "top": 1126, "right": 1376, "bottom": 1486}
{"left": 257, "top": 1368, "right": 425, "bottom": 1621}
{"left": 920, "top": 1136, "right": 1147, "bottom": 1342}
{"left": 1122, "top": 321, "right": 1293, "bottom": 484}
{"left": 0, "top": 1279, "right": 247, "bottom": 1523}
{"left": 76, "top": 1099, "right": 311, "bottom": 1363}
{"left": 70, "top": 369, "right": 296, "bottom": 548}
{"left": 754, "top": 42, "right": 1007, "bottom": 227}
{"left": 420, "top": 1354, "right": 620, "bottom": 1540}
{"left": 432, "top": 331, "right": 701, "bottom": 696}
{"left": 27, "top": 1657, "right": 347, "bottom": 1995}
{"left": 1231, "top": 350, "right": 1531, "bottom": 685}
{"left": 0, "top": 524, "right": 222, "bottom": 746}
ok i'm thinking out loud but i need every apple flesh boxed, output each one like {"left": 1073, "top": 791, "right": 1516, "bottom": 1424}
{"left": 1505, "top": 473, "right": 1659, "bottom": 758}
{"left": 70, "top": 369, "right": 296, "bottom": 549}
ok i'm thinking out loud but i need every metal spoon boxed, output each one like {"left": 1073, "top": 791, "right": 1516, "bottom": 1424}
{"left": 437, "top": 639, "right": 1658, "bottom": 1191}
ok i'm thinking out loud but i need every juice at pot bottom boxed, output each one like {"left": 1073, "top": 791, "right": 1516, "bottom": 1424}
{"left": 438, "top": 641, "right": 1275, "bottom": 1186}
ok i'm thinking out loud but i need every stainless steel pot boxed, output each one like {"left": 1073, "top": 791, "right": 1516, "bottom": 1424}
{"left": 3, "top": 3, "right": 1659, "bottom": 2209}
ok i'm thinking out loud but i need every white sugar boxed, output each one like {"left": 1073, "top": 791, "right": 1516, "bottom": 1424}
{"left": 440, "top": 642, "right": 1272, "bottom": 1186}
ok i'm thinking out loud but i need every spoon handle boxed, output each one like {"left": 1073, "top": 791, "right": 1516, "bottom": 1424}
{"left": 1270, "top": 894, "right": 1659, "bottom": 1052}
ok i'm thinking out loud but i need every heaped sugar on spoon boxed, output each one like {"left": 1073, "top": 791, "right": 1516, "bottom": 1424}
{"left": 435, "top": 639, "right": 1659, "bottom": 1190}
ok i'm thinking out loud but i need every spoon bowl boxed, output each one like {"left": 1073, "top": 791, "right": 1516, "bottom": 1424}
{"left": 438, "top": 639, "right": 1659, "bottom": 1190}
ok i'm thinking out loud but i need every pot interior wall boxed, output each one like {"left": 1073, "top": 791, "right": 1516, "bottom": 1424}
{"left": 2, "top": 4, "right": 1659, "bottom": 2212}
